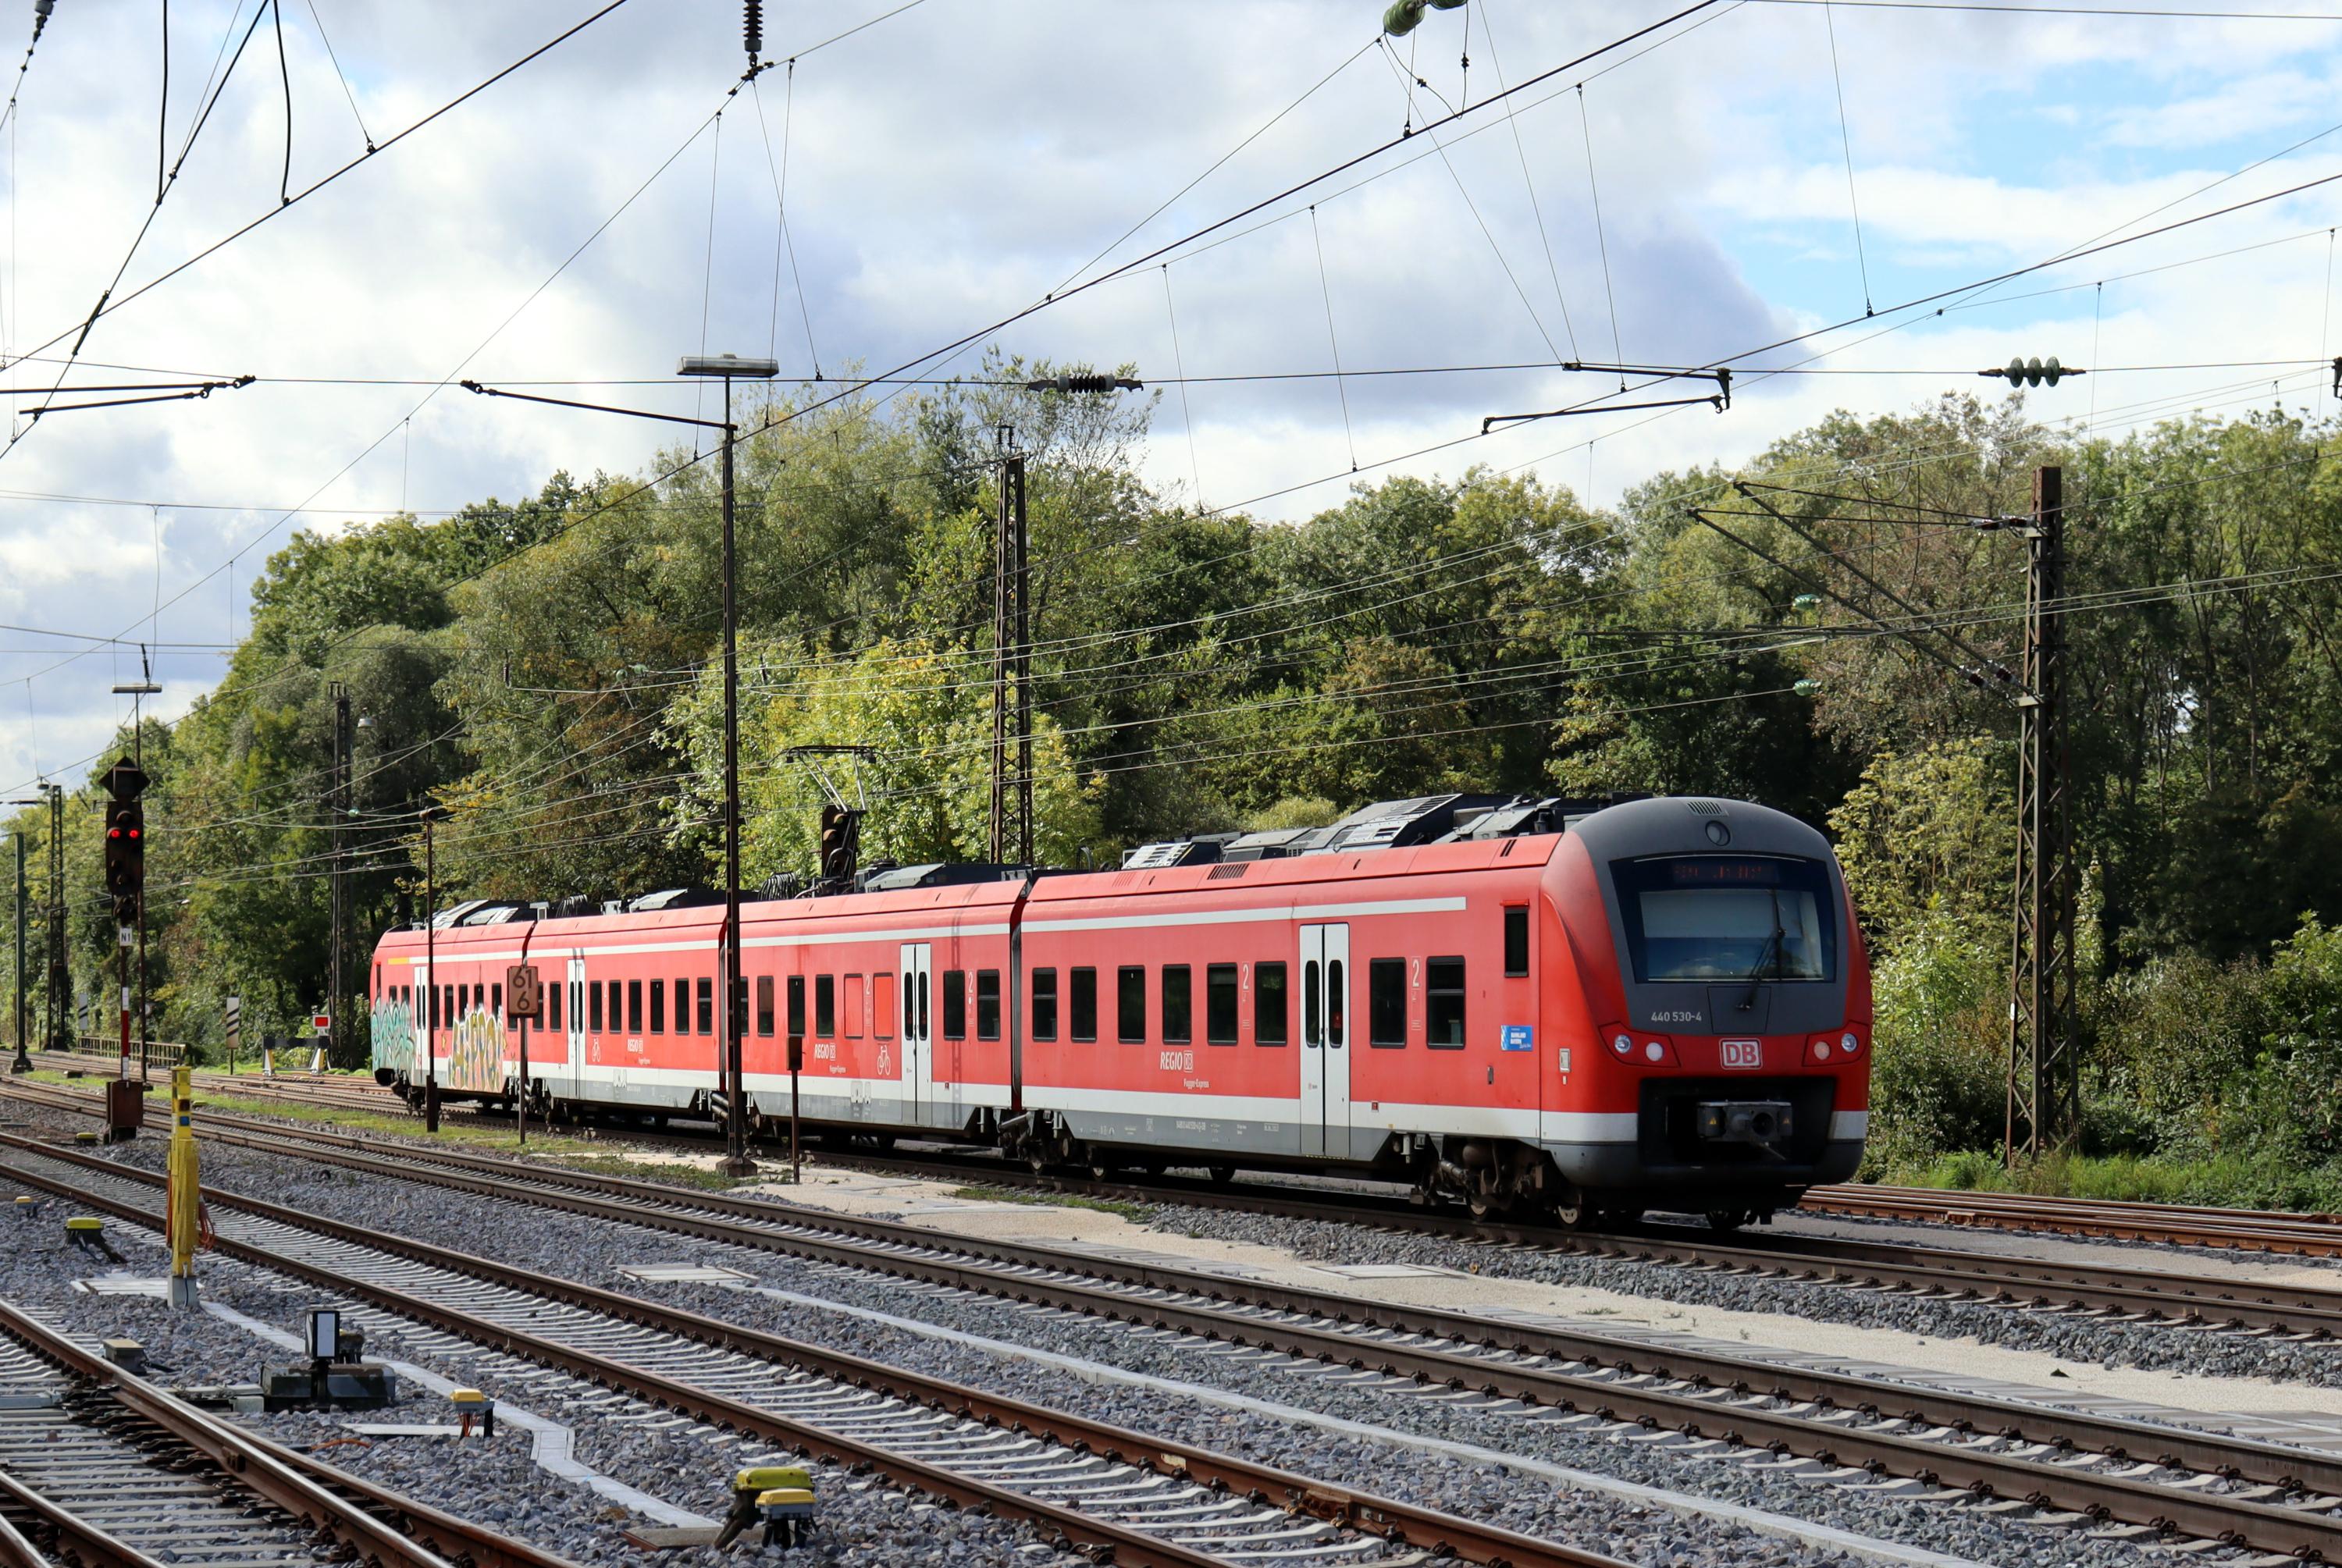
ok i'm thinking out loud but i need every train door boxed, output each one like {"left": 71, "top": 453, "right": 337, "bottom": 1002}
{"left": 564, "top": 956, "right": 586, "bottom": 1103}
{"left": 1298, "top": 924, "right": 1352, "bottom": 1158}
{"left": 899, "top": 942, "right": 933, "bottom": 1128}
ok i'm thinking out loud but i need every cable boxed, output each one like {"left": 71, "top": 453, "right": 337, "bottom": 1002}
{"left": 271, "top": 0, "right": 291, "bottom": 208}
{"left": 301, "top": 0, "right": 374, "bottom": 151}
{"left": 1476, "top": 0, "right": 1581, "bottom": 359}
{"left": 1577, "top": 86, "right": 1625, "bottom": 371}
{"left": 1821, "top": 0, "right": 1871, "bottom": 314}
{"left": 1307, "top": 207, "right": 1357, "bottom": 473}
{"left": 1161, "top": 266, "right": 1205, "bottom": 510}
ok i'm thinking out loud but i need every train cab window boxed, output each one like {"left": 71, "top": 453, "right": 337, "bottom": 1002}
{"left": 787, "top": 976, "right": 806, "bottom": 1038}
{"left": 1368, "top": 959, "right": 1407, "bottom": 1047}
{"left": 1070, "top": 967, "right": 1098, "bottom": 1043}
{"left": 650, "top": 979, "right": 666, "bottom": 1034}
{"left": 756, "top": 976, "right": 774, "bottom": 1036}
{"left": 1612, "top": 855, "right": 1836, "bottom": 983}
{"left": 697, "top": 977, "right": 714, "bottom": 1035}
{"left": 1117, "top": 966, "right": 1147, "bottom": 1043}
{"left": 1206, "top": 965, "right": 1238, "bottom": 1045}
{"left": 1327, "top": 960, "right": 1346, "bottom": 1047}
{"left": 1031, "top": 969, "right": 1059, "bottom": 1042}
{"left": 589, "top": 982, "right": 603, "bottom": 1033}
{"left": 845, "top": 975, "right": 865, "bottom": 1039}
{"left": 1426, "top": 957, "right": 1466, "bottom": 1048}
{"left": 1162, "top": 965, "right": 1191, "bottom": 1044}
{"left": 627, "top": 980, "right": 643, "bottom": 1034}
{"left": 977, "top": 970, "right": 1002, "bottom": 1040}
{"left": 1255, "top": 962, "right": 1288, "bottom": 1045}
{"left": 814, "top": 976, "right": 836, "bottom": 1038}
{"left": 1504, "top": 908, "right": 1529, "bottom": 977}
{"left": 874, "top": 972, "right": 895, "bottom": 1040}
{"left": 942, "top": 971, "right": 966, "bottom": 1040}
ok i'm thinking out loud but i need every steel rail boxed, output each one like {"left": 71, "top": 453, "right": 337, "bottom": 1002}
{"left": 12, "top": 1103, "right": 2342, "bottom": 1563}
{"left": 150, "top": 1115, "right": 2342, "bottom": 1499}
{"left": 0, "top": 1295, "right": 574, "bottom": 1568}
{"left": 1803, "top": 1182, "right": 2342, "bottom": 1256}
{"left": 20, "top": 1076, "right": 2342, "bottom": 1328}
{"left": 0, "top": 1468, "right": 158, "bottom": 1568}
{"left": 0, "top": 1134, "right": 1632, "bottom": 1568}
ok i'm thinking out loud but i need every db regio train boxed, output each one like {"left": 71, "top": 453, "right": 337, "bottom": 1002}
{"left": 371, "top": 793, "right": 1870, "bottom": 1225}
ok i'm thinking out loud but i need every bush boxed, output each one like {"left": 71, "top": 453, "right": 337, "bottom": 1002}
{"left": 1862, "top": 912, "right": 2006, "bottom": 1178}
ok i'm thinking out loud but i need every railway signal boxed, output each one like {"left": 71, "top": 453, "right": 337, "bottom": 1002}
{"left": 817, "top": 804, "right": 860, "bottom": 885}
{"left": 103, "top": 798, "right": 144, "bottom": 922}
{"left": 97, "top": 757, "right": 150, "bottom": 1134}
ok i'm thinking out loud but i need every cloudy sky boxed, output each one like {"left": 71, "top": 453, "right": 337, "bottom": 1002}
{"left": 1, "top": 0, "right": 2336, "bottom": 793}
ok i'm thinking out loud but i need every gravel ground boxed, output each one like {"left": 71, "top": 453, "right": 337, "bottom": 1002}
{"left": 1142, "top": 1204, "right": 2342, "bottom": 1386}
{"left": 0, "top": 1158, "right": 1075, "bottom": 1566}
{"left": 68, "top": 1129, "right": 2288, "bottom": 1568}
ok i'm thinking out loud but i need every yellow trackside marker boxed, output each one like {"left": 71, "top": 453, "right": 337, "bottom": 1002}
{"left": 63, "top": 1216, "right": 103, "bottom": 1232}
{"left": 450, "top": 1387, "right": 493, "bottom": 1438}
{"left": 166, "top": 1065, "right": 199, "bottom": 1307}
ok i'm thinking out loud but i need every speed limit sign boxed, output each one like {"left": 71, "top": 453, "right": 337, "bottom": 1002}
{"left": 506, "top": 964, "right": 543, "bottom": 1020}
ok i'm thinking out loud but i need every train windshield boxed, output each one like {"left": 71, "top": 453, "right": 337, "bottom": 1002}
{"left": 1612, "top": 855, "right": 1836, "bottom": 984}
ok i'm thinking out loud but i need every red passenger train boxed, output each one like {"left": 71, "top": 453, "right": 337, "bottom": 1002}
{"left": 369, "top": 794, "right": 1870, "bottom": 1224}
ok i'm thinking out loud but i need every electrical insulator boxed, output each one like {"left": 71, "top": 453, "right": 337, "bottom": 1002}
{"left": 1792, "top": 678, "right": 1823, "bottom": 697}
{"left": 1024, "top": 374, "right": 1144, "bottom": 394}
{"left": 1792, "top": 593, "right": 1822, "bottom": 612}
{"left": 743, "top": 0, "right": 763, "bottom": 63}
{"left": 1984, "top": 355, "right": 2080, "bottom": 387}
{"left": 1383, "top": 0, "right": 1466, "bottom": 37}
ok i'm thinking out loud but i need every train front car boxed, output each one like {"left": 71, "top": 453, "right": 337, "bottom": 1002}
{"left": 1543, "top": 796, "right": 1870, "bottom": 1227}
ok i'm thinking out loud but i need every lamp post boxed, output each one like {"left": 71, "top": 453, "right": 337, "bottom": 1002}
{"left": 461, "top": 353, "right": 779, "bottom": 1178}
{"left": 8, "top": 821, "right": 30, "bottom": 1072}
{"left": 421, "top": 803, "right": 450, "bottom": 1133}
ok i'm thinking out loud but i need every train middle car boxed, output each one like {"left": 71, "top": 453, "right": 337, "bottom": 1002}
{"left": 368, "top": 794, "right": 1870, "bottom": 1221}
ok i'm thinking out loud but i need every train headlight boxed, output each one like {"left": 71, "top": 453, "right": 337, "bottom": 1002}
{"left": 1611, "top": 1033, "right": 1633, "bottom": 1056}
{"left": 1842, "top": 1031, "right": 1860, "bottom": 1055}
{"left": 1811, "top": 1037, "right": 1831, "bottom": 1061}
{"left": 1643, "top": 1040, "right": 1665, "bottom": 1062}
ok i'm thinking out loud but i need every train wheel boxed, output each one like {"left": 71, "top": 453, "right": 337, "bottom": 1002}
{"left": 1206, "top": 1163, "right": 1236, "bottom": 1186}
{"left": 1705, "top": 1209, "right": 1750, "bottom": 1233}
{"left": 1549, "top": 1198, "right": 1591, "bottom": 1229}
{"left": 1468, "top": 1189, "right": 1513, "bottom": 1221}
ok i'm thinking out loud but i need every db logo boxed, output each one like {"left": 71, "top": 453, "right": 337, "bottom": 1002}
{"left": 1721, "top": 1039, "right": 1762, "bottom": 1070}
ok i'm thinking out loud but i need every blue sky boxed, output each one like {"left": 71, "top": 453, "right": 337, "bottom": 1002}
{"left": 0, "top": 0, "right": 2336, "bottom": 791}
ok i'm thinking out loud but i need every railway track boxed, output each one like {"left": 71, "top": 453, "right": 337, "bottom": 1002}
{"left": 14, "top": 1090, "right": 2342, "bottom": 1563}
{"left": 14, "top": 1071, "right": 2342, "bottom": 1339}
{"left": 0, "top": 1285, "right": 578, "bottom": 1568}
{"left": 43, "top": 1047, "right": 2342, "bottom": 1258}
{"left": 0, "top": 1129, "right": 1639, "bottom": 1568}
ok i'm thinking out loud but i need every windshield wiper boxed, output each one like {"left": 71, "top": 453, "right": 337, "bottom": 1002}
{"left": 1735, "top": 891, "right": 1785, "bottom": 1012}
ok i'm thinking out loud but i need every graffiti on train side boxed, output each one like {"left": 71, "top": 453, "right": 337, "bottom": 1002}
{"left": 369, "top": 994, "right": 418, "bottom": 1077}
{"left": 447, "top": 1005, "right": 504, "bottom": 1093}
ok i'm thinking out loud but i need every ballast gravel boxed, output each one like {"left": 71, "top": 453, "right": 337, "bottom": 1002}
{"left": 1144, "top": 1202, "right": 2342, "bottom": 1386}
{"left": 0, "top": 1158, "right": 1076, "bottom": 1565}
{"left": 67, "top": 1129, "right": 2292, "bottom": 1568}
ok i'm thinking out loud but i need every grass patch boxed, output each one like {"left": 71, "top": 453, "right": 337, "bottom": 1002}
{"left": 550, "top": 1153, "right": 753, "bottom": 1191}
{"left": 948, "top": 1183, "right": 1151, "bottom": 1221}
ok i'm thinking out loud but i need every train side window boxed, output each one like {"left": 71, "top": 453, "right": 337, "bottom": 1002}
{"left": 627, "top": 980, "right": 643, "bottom": 1034}
{"left": 787, "top": 976, "right": 806, "bottom": 1037}
{"left": 697, "top": 977, "right": 714, "bottom": 1036}
{"left": 1070, "top": 967, "right": 1098, "bottom": 1042}
{"left": 874, "top": 972, "right": 895, "bottom": 1040}
{"left": 1256, "top": 962, "right": 1288, "bottom": 1045}
{"left": 731, "top": 976, "right": 749, "bottom": 1039}
{"left": 814, "top": 975, "right": 836, "bottom": 1038}
{"left": 589, "top": 982, "right": 603, "bottom": 1033}
{"left": 756, "top": 976, "right": 774, "bottom": 1036}
{"left": 607, "top": 981, "right": 621, "bottom": 1033}
{"left": 677, "top": 977, "right": 692, "bottom": 1031}
{"left": 942, "top": 970, "right": 966, "bottom": 1040}
{"left": 1303, "top": 961, "right": 1321, "bottom": 1044}
{"left": 1031, "top": 968, "right": 1059, "bottom": 1042}
{"left": 1327, "top": 960, "right": 1346, "bottom": 1047}
{"left": 1368, "top": 960, "right": 1407, "bottom": 1047}
{"left": 1206, "top": 965, "right": 1238, "bottom": 1045}
{"left": 845, "top": 975, "right": 866, "bottom": 1038}
{"left": 901, "top": 972, "right": 915, "bottom": 1040}
{"left": 547, "top": 983, "right": 561, "bottom": 1031}
{"left": 1162, "top": 965, "right": 1191, "bottom": 1044}
{"left": 1117, "top": 966, "right": 1147, "bottom": 1043}
{"left": 492, "top": 983, "right": 504, "bottom": 1019}
{"left": 650, "top": 979, "right": 666, "bottom": 1034}
{"left": 1504, "top": 908, "right": 1529, "bottom": 976}
{"left": 977, "top": 970, "right": 1001, "bottom": 1040}
{"left": 916, "top": 969, "right": 930, "bottom": 1037}
{"left": 1426, "top": 957, "right": 1466, "bottom": 1048}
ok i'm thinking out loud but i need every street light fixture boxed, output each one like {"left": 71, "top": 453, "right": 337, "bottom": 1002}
{"left": 461, "top": 353, "right": 780, "bottom": 1177}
